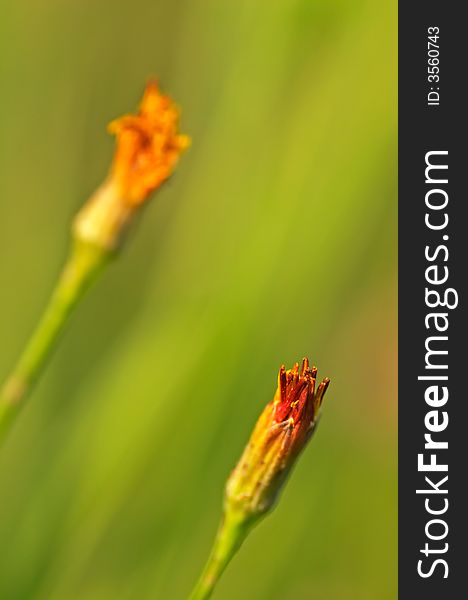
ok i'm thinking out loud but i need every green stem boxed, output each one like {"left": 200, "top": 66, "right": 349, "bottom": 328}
{"left": 188, "top": 509, "right": 250, "bottom": 600}
{"left": 0, "top": 239, "right": 110, "bottom": 443}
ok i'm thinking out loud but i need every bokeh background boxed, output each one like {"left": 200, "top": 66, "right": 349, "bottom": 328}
{"left": 0, "top": 1, "right": 396, "bottom": 598}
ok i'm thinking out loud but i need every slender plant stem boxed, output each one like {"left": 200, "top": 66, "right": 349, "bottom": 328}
{"left": 188, "top": 509, "right": 250, "bottom": 600}
{"left": 0, "top": 240, "right": 109, "bottom": 443}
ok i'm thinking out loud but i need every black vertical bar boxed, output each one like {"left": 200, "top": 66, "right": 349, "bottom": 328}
{"left": 399, "top": 3, "right": 466, "bottom": 598}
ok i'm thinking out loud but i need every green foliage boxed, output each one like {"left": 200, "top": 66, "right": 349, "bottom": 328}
{"left": 0, "top": 0, "right": 396, "bottom": 598}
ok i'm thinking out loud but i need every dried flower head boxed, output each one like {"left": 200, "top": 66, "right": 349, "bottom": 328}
{"left": 73, "top": 80, "right": 189, "bottom": 251}
{"left": 225, "top": 358, "right": 329, "bottom": 522}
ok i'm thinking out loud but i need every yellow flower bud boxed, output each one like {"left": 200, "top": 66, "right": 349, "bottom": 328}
{"left": 225, "top": 358, "right": 329, "bottom": 522}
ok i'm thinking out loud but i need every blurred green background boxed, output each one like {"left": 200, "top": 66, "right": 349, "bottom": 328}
{"left": 0, "top": 0, "right": 396, "bottom": 598}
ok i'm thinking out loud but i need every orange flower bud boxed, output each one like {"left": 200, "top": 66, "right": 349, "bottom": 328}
{"left": 73, "top": 81, "right": 189, "bottom": 251}
{"left": 108, "top": 81, "right": 190, "bottom": 205}
{"left": 225, "top": 358, "right": 329, "bottom": 522}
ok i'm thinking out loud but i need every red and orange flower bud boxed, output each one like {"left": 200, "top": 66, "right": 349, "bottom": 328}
{"left": 225, "top": 358, "right": 329, "bottom": 522}
{"left": 73, "top": 81, "right": 189, "bottom": 251}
